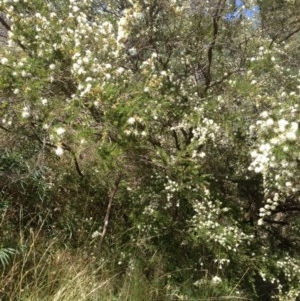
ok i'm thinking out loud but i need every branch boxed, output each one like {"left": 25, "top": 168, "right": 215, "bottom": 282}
{"left": 204, "top": 0, "right": 226, "bottom": 92}
{"left": 0, "top": 15, "right": 10, "bottom": 31}
{"left": 274, "top": 206, "right": 300, "bottom": 213}
{"left": 0, "top": 124, "right": 11, "bottom": 132}
{"left": 61, "top": 142, "right": 84, "bottom": 177}
{"left": 180, "top": 127, "right": 193, "bottom": 145}
{"left": 99, "top": 174, "right": 122, "bottom": 250}
{"left": 208, "top": 68, "right": 243, "bottom": 90}
{"left": 172, "top": 129, "right": 181, "bottom": 151}
{"left": 278, "top": 26, "right": 300, "bottom": 44}
{"left": 263, "top": 219, "right": 288, "bottom": 226}
{"left": 0, "top": 14, "right": 26, "bottom": 51}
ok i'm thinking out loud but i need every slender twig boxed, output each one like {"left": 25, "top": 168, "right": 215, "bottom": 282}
{"left": 172, "top": 129, "right": 181, "bottom": 151}
{"left": 229, "top": 267, "right": 250, "bottom": 297}
{"left": 99, "top": 174, "right": 122, "bottom": 250}
{"left": 61, "top": 142, "right": 84, "bottom": 177}
{"left": 0, "top": 124, "right": 11, "bottom": 132}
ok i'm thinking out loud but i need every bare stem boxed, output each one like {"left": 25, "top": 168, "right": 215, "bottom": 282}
{"left": 99, "top": 174, "right": 122, "bottom": 250}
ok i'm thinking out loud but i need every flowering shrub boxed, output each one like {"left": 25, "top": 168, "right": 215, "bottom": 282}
{"left": 0, "top": 0, "right": 300, "bottom": 300}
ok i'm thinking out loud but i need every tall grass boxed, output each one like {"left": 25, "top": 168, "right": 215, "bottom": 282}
{"left": 0, "top": 228, "right": 115, "bottom": 301}
{"left": 0, "top": 222, "right": 248, "bottom": 301}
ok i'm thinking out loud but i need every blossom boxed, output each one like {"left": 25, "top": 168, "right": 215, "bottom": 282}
{"left": 127, "top": 117, "right": 136, "bottom": 125}
{"left": 56, "top": 127, "right": 65, "bottom": 135}
{"left": 41, "top": 98, "right": 48, "bottom": 105}
{"left": 21, "top": 107, "right": 30, "bottom": 118}
{"left": 286, "top": 131, "right": 297, "bottom": 141}
{"left": 128, "top": 48, "right": 137, "bottom": 56}
{"left": 278, "top": 119, "right": 289, "bottom": 131}
{"left": 265, "top": 118, "right": 274, "bottom": 127}
{"left": 1, "top": 57, "right": 8, "bottom": 64}
{"left": 258, "top": 218, "right": 264, "bottom": 226}
{"left": 92, "top": 230, "right": 101, "bottom": 238}
{"left": 212, "top": 276, "right": 222, "bottom": 284}
{"left": 55, "top": 146, "right": 64, "bottom": 156}
{"left": 117, "top": 67, "right": 125, "bottom": 74}
{"left": 260, "top": 111, "right": 269, "bottom": 118}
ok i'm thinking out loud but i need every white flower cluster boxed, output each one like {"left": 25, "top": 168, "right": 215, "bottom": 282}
{"left": 191, "top": 118, "right": 220, "bottom": 146}
{"left": 124, "top": 116, "right": 146, "bottom": 137}
{"left": 275, "top": 256, "right": 300, "bottom": 299}
{"left": 277, "top": 256, "right": 300, "bottom": 283}
{"left": 117, "top": 3, "right": 144, "bottom": 44}
{"left": 249, "top": 45, "right": 272, "bottom": 64}
{"left": 191, "top": 198, "right": 254, "bottom": 251}
{"left": 258, "top": 192, "right": 280, "bottom": 223}
{"left": 214, "top": 257, "right": 230, "bottom": 270}
{"left": 164, "top": 177, "right": 180, "bottom": 208}
{"left": 249, "top": 107, "right": 300, "bottom": 224}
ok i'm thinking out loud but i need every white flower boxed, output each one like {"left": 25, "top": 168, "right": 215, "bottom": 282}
{"left": 286, "top": 131, "right": 297, "bottom": 141}
{"left": 128, "top": 47, "right": 137, "bottom": 56}
{"left": 1, "top": 57, "right": 8, "bottom": 64}
{"left": 55, "top": 146, "right": 64, "bottom": 156}
{"left": 127, "top": 117, "right": 136, "bottom": 125}
{"left": 92, "top": 230, "right": 101, "bottom": 238}
{"left": 72, "top": 5, "right": 79, "bottom": 12}
{"left": 270, "top": 138, "right": 279, "bottom": 145}
{"left": 278, "top": 119, "right": 289, "bottom": 131}
{"left": 49, "top": 64, "right": 56, "bottom": 70}
{"left": 254, "top": 166, "right": 263, "bottom": 173}
{"left": 259, "top": 143, "right": 271, "bottom": 152}
{"left": 258, "top": 218, "right": 264, "bottom": 226}
{"left": 56, "top": 127, "right": 65, "bottom": 135}
{"left": 117, "top": 67, "right": 125, "bottom": 74}
{"left": 199, "top": 152, "right": 206, "bottom": 158}
{"left": 21, "top": 107, "right": 30, "bottom": 118}
{"left": 265, "top": 118, "right": 274, "bottom": 126}
{"left": 260, "top": 111, "right": 269, "bottom": 118}
{"left": 41, "top": 98, "right": 48, "bottom": 105}
{"left": 290, "top": 122, "right": 298, "bottom": 131}
{"left": 212, "top": 276, "right": 222, "bottom": 284}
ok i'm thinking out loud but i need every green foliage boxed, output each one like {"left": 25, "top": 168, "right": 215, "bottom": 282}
{"left": 0, "top": 247, "right": 16, "bottom": 268}
{"left": 0, "top": 0, "right": 300, "bottom": 300}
